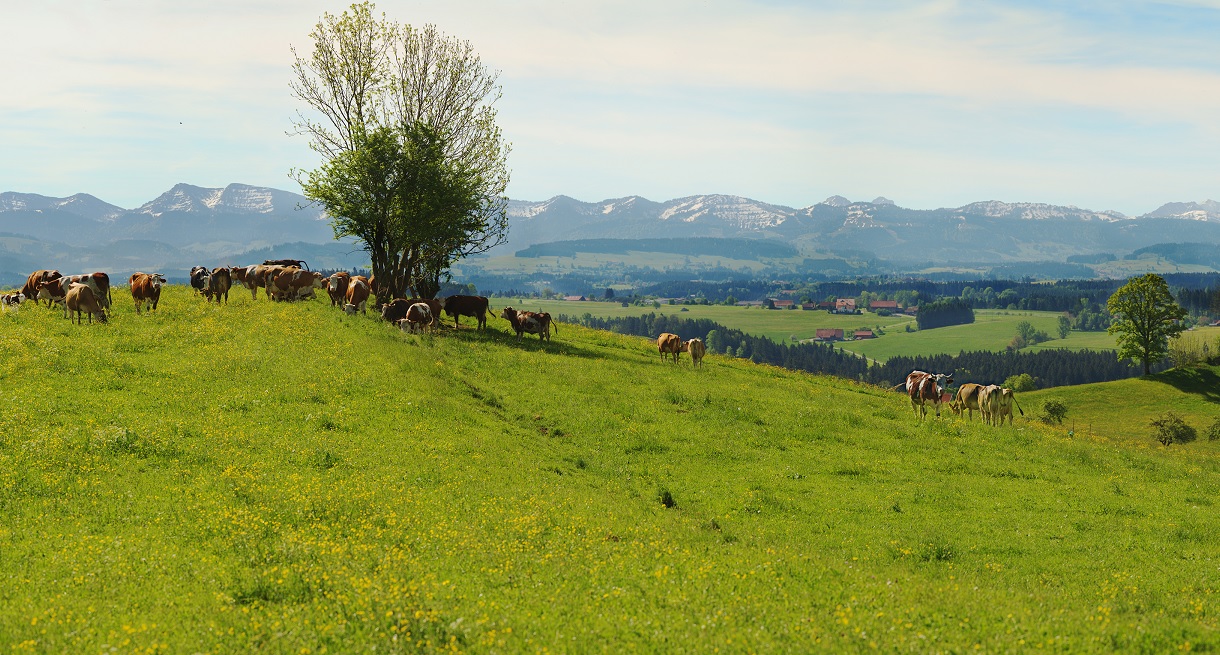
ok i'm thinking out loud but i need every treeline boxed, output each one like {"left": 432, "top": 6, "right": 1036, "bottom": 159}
{"left": 561, "top": 312, "right": 1155, "bottom": 389}
{"left": 915, "top": 298, "right": 974, "bottom": 329}
{"left": 515, "top": 238, "right": 798, "bottom": 259}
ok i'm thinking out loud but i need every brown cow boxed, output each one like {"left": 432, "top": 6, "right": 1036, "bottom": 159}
{"left": 500, "top": 307, "right": 555, "bottom": 341}
{"left": 65, "top": 283, "right": 107, "bottom": 324}
{"left": 207, "top": 267, "right": 231, "bottom": 304}
{"left": 21, "top": 269, "right": 60, "bottom": 306}
{"left": 994, "top": 387, "right": 1023, "bottom": 426}
{"left": 442, "top": 295, "right": 489, "bottom": 329}
{"left": 682, "top": 338, "right": 707, "bottom": 367}
{"left": 657, "top": 333, "right": 681, "bottom": 363}
{"left": 327, "top": 272, "right": 351, "bottom": 308}
{"left": 345, "top": 278, "right": 371, "bottom": 314}
{"left": 129, "top": 272, "right": 165, "bottom": 314}
{"left": 979, "top": 384, "right": 1001, "bottom": 426}
{"left": 948, "top": 383, "right": 984, "bottom": 420}
{"left": 38, "top": 273, "right": 111, "bottom": 314}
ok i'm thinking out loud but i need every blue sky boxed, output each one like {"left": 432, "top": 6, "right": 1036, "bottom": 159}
{"left": 3, "top": 0, "right": 1219, "bottom": 214}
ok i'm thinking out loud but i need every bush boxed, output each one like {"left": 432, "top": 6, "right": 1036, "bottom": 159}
{"left": 1003, "top": 373, "right": 1037, "bottom": 392}
{"left": 1205, "top": 417, "right": 1220, "bottom": 442}
{"left": 1039, "top": 399, "right": 1068, "bottom": 425}
{"left": 1150, "top": 412, "right": 1197, "bottom": 446}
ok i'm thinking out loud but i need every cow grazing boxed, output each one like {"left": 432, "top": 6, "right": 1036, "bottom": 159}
{"left": 21, "top": 269, "right": 60, "bottom": 306}
{"left": 1, "top": 292, "right": 25, "bottom": 312}
{"left": 978, "top": 384, "right": 1002, "bottom": 426}
{"left": 443, "top": 295, "right": 489, "bottom": 329}
{"left": 682, "top": 338, "right": 707, "bottom": 367}
{"left": 399, "top": 303, "right": 434, "bottom": 334}
{"left": 129, "top": 272, "right": 165, "bottom": 314}
{"left": 189, "top": 266, "right": 211, "bottom": 296}
{"left": 65, "top": 283, "right": 107, "bottom": 324}
{"left": 207, "top": 267, "right": 232, "bottom": 304}
{"left": 948, "top": 383, "right": 984, "bottom": 420}
{"left": 327, "top": 272, "right": 351, "bottom": 308}
{"left": 42, "top": 273, "right": 111, "bottom": 315}
{"left": 500, "top": 307, "right": 555, "bottom": 341}
{"left": 657, "top": 333, "right": 681, "bottom": 363}
{"left": 909, "top": 373, "right": 947, "bottom": 420}
{"left": 345, "top": 278, "right": 371, "bottom": 315}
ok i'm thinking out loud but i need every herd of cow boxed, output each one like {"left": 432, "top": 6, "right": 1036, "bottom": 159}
{"left": 904, "top": 370, "right": 1024, "bottom": 426}
{"left": 5, "top": 268, "right": 1027, "bottom": 425}
{"left": 4, "top": 265, "right": 561, "bottom": 342}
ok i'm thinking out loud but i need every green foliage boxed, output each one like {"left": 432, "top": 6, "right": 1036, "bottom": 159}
{"left": 1206, "top": 417, "right": 1220, "bottom": 442}
{"left": 1107, "top": 274, "right": 1189, "bottom": 375}
{"left": 1150, "top": 412, "right": 1198, "bottom": 446}
{"left": 915, "top": 297, "right": 975, "bottom": 330}
{"left": 1003, "top": 373, "right": 1038, "bottom": 392}
{"left": 1058, "top": 315, "right": 1072, "bottom": 339}
{"left": 1039, "top": 399, "right": 1068, "bottom": 425}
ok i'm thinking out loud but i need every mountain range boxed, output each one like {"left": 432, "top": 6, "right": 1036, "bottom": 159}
{"left": 2, "top": 182, "right": 1219, "bottom": 285}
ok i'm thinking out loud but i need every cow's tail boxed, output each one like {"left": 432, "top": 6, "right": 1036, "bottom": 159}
{"left": 890, "top": 383, "right": 905, "bottom": 392}
{"left": 1014, "top": 396, "right": 1024, "bottom": 416}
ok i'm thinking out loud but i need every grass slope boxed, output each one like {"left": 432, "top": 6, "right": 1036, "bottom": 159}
{"left": 1, "top": 287, "right": 1217, "bottom": 653}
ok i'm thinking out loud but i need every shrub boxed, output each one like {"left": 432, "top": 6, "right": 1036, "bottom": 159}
{"left": 1150, "top": 412, "right": 1197, "bottom": 446}
{"left": 1205, "top": 417, "right": 1220, "bottom": 442}
{"left": 1039, "top": 399, "right": 1068, "bottom": 425}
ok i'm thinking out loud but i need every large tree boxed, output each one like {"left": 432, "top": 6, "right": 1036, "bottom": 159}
{"left": 1106, "top": 273, "right": 1188, "bottom": 375}
{"left": 290, "top": 2, "right": 510, "bottom": 301}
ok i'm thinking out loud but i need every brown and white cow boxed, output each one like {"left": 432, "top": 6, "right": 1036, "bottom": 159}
{"left": 443, "top": 295, "right": 489, "bottom": 329}
{"left": 657, "top": 332, "right": 681, "bottom": 363}
{"left": 327, "top": 272, "right": 351, "bottom": 308}
{"left": 398, "top": 302, "right": 435, "bottom": 334}
{"left": 129, "top": 272, "right": 166, "bottom": 314}
{"left": 189, "top": 266, "right": 211, "bottom": 296}
{"left": 207, "top": 267, "right": 232, "bottom": 304}
{"left": 910, "top": 373, "right": 948, "bottom": 420}
{"left": 41, "top": 273, "right": 111, "bottom": 314}
{"left": 65, "top": 283, "right": 107, "bottom": 324}
{"left": 268, "top": 269, "right": 324, "bottom": 301}
{"left": 500, "top": 307, "right": 555, "bottom": 341}
{"left": 21, "top": 269, "right": 60, "bottom": 306}
{"left": 682, "top": 337, "right": 707, "bottom": 367}
{"left": 345, "top": 278, "right": 371, "bottom": 314}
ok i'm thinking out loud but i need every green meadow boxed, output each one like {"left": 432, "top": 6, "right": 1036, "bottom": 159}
{"left": 1, "top": 287, "right": 1217, "bottom": 653}
{"left": 502, "top": 299, "right": 1116, "bottom": 361}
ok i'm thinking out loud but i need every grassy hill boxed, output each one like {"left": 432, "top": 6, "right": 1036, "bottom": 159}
{"left": 1, "top": 287, "right": 1218, "bottom": 652}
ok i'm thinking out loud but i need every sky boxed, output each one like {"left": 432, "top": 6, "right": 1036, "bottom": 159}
{"left": 3, "top": 0, "right": 1220, "bottom": 215}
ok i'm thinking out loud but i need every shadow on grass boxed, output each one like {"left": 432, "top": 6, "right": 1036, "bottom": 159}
{"left": 1147, "top": 366, "right": 1220, "bottom": 404}
{"left": 442, "top": 320, "right": 638, "bottom": 362}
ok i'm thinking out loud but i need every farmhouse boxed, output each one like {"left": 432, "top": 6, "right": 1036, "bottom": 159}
{"left": 869, "top": 300, "right": 899, "bottom": 312}
{"left": 815, "top": 328, "right": 844, "bottom": 341}
{"left": 834, "top": 298, "right": 858, "bottom": 314}
{"left": 562, "top": 295, "right": 587, "bottom": 302}
{"left": 854, "top": 329, "right": 876, "bottom": 339}
{"left": 771, "top": 299, "right": 795, "bottom": 309}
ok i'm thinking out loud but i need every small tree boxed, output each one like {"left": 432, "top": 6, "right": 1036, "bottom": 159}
{"left": 1057, "top": 315, "right": 1072, "bottom": 339}
{"left": 1107, "top": 274, "right": 1188, "bottom": 375}
{"left": 1150, "top": 412, "right": 1197, "bottom": 446}
{"left": 1003, "top": 373, "right": 1037, "bottom": 392}
{"left": 1205, "top": 417, "right": 1220, "bottom": 442}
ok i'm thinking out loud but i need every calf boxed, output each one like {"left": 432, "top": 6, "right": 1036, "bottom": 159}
{"left": 345, "top": 278, "right": 371, "bottom": 314}
{"left": 443, "top": 295, "right": 489, "bottom": 329}
{"left": 500, "top": 307, "right": 555, "bottom": 341}
{"left": 682, "top": 338, "right": 707, "bottom": 367}
{"left": 65, "top": 283, "right": 107, "bottom": 324}
{"left": 657, "top": 332, "right": 681, "bottom": 363}
{"left": 129, "top": 272, "right": 165, "bottom": 314}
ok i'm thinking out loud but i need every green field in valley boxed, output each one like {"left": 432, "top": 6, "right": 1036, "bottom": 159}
{"left": 0, "top": 286, "right": 1217, "bottom": 652}
{"left": 500, "top": 299, "right": 1118, "bottom": 361}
